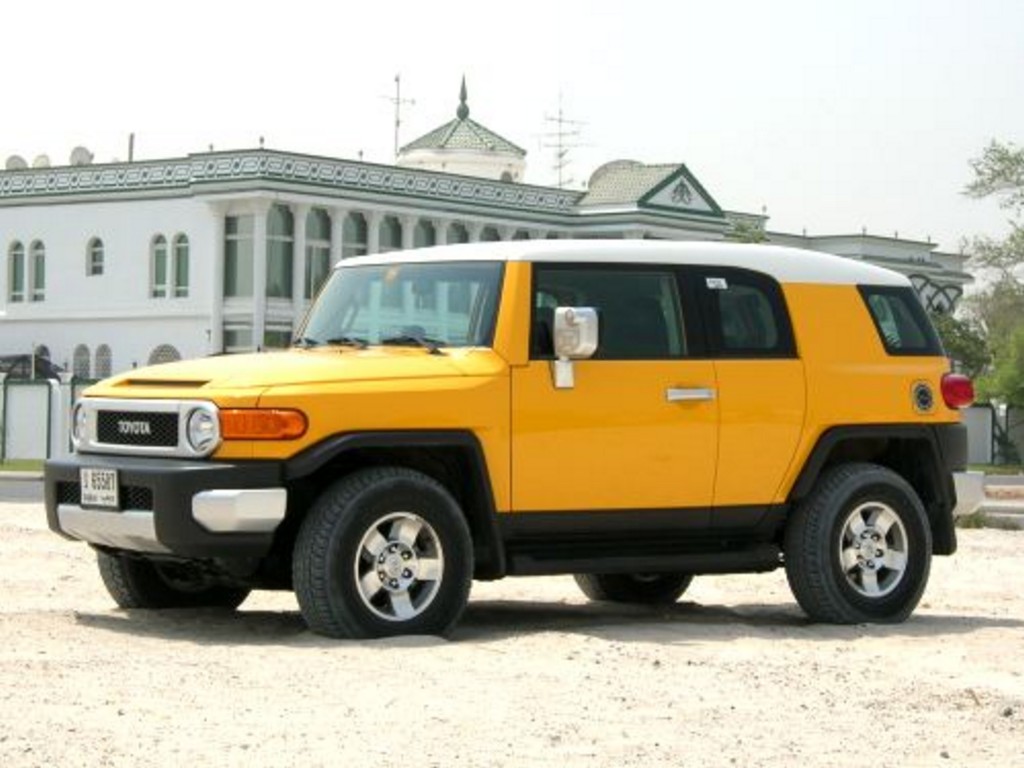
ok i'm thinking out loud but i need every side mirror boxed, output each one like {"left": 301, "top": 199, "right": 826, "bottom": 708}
{"left": 552, "top": 307, "right": 598, "bottom": 389}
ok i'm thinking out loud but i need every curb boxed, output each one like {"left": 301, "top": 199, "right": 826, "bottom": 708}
{"left": 0, "top": 472, "right": 43, "bottom": 482}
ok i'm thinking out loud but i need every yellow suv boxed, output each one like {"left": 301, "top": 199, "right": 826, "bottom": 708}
{"left": 44, "top": 241, "right": 973, "bottom": 638}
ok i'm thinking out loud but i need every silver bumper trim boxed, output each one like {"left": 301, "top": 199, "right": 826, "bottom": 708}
{"left": 57, "top": 505, "right": 169, "bottom": 553}
{"left": 191, "top": 489, "right": 287, "bottom": 533}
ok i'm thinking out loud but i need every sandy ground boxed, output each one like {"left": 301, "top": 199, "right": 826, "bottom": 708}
{"left": 0, "top": 501, "right": 1021, "bottom": 768}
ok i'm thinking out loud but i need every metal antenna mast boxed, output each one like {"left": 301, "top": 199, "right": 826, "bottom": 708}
{"left": 389, "top": 74, "right": 416, "bottom": 160}
{"left": 541, "top": 93, "right": 584, "bottom": 189}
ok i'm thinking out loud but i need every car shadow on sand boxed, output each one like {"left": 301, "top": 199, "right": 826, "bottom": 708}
{"left": 70, "top": 597, "right": 1024, "bottom": 648}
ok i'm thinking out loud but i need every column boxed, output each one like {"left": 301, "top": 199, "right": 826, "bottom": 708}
{"left": 467, "top": 222, "right": 483, "bottom": 243}
{"left": 252, "top": 201, "right": 270, "bottom": 351}
{"left": 330, "top": 207, "right": 347, "bottom": 264}
{"left": 207, "top": 201, "right": 227, "bottom": 355}
{"left": 401, "top": 215, "right": 416, "bottom": 251}
{"left": 367, "top": 211, "right": 382, "bottom": 255}
{"left": 498, "top": 225, "right": 514, "bottom": 241}
{"left": 291, "top": 203, "right": 310, "bottom": 329}
{"left": 434, "top": 219, "right": 449, "bottom": 246}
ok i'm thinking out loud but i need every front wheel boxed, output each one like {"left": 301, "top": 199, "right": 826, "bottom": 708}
{"left": 573, "top": 572, "right": 694, "bottom": 604}
{"left": 784, "top": 463, "right": 932, "bottom": 624}
{"left": 97, "top": 551, "right": 250, "bottom": 609}
{"left": 293, "top": 467, "right": 473, "bottom": 639}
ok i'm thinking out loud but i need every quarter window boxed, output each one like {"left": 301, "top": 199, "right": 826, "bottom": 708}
{"left": 860, "top": 286, "right": 942, "bottom": 356}
{"left": 531, "top": 266, "right": 686, "bottom": 360}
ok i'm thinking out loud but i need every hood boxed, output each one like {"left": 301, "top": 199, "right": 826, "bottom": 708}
{"left": 93, "top": 348, "right": 505, "bottom": 394}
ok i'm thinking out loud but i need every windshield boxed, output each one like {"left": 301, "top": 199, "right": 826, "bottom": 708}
{"left": 299, "top": 261, "right": 504, "bottom": 348}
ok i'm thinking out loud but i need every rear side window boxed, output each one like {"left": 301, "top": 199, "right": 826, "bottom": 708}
{"left": 697, "top": 268, "right": 796, "bottom": 358}
{"left": 859, "top": 286, "right": 942, "bottom": 356}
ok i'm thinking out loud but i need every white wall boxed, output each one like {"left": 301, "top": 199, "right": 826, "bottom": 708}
{"left": 0, "top": 196, "right": 217, "bottom": 374}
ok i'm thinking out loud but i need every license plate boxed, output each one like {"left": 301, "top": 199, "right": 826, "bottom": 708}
{"left": 80, "top": 468, "right": 119, "bottom": 509}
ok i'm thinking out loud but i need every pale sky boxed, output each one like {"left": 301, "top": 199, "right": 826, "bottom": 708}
{"left": 2, "top": 0, "right": 1022, "bottom": 252}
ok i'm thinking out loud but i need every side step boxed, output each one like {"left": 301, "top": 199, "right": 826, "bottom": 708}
{"left": 505, "top": 543, "right": 782, "bottom": 577}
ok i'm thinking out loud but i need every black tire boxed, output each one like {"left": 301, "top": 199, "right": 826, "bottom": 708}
{"left": 784, "top": 462, "right": 932, "bottom": 624}
{"left": 573, "top": 572, "right": 694, "bottom": 604}
{"left": 97, "top": 551, "right": 251, "bottom": 609}
{"left": 292, "top": 467, "right": 473, "bottom": 639}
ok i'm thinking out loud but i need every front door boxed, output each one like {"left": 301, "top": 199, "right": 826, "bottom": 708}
{"left": 511, "top": 264, "right": 718, "bottom": 515}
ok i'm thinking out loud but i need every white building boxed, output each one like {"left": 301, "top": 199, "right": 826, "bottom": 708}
{"left": 0, "top": 84, "right": 972, "bottom": 378}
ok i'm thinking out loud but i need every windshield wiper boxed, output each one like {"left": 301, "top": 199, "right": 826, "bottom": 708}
{"left": 380, "top": 334, "right": 445, "bottom": 355}
{"left": 325, "top": 336, "right": 369, "bottom": 349}
{"left": 292, "top": 336, "right": 369, "bottom": 349}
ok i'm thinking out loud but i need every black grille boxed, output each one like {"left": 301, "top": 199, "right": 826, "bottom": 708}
{"left": 57, "top": 481, "right": 81, "bottom": 505}
{"left": 55, "top": 481, "right": 153, "bottom": 511}
{"left": 123, "top": 487, "right": 154, "bottom": 510}
{"left": 97, "top": 411, "right": 178, "bottom": 447}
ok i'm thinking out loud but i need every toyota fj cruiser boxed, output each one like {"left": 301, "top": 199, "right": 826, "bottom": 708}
{"left": 45, "top": 241, "right": 972, "bottom": 638}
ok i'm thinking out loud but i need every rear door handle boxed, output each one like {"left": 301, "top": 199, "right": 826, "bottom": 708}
{"left": 666, "top": 387, "right": 716, "bottom": 402}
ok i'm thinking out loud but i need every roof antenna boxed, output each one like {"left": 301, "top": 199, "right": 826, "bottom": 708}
{"left": 541, "top": 91, "right": 585, "bottom": 189}
{"left": 388, "top": 74, "right": 416, "bottom": 159}
{"left": 128, "top": 133, "right": 135, "bottom": 163}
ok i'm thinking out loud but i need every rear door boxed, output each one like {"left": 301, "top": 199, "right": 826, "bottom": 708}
{"left": 691, "top": 266, "right": 806, "bottom": 509}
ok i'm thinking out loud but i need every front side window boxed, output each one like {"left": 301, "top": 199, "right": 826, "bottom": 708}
{"left": 301, "top": 261, "right": 504, "bottom": 348}
{"left": 30, "top": 241, "right": 45, "bottom": 301}
{"left": 531, "top": 266, "right": 686, "bottom": 360}
{"left": 860, "top": 286, "right": 942, "bottom": 356}
{"left": 151, "top": 235, "right": 168, "bottom": 297}
{"left": 8, "top": 241, "right": 24, "bottom": 302}
{"left": 87, "top": 237, "right": 104, "bottom": 276}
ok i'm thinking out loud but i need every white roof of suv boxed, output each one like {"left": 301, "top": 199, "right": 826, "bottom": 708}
{"left": 339, "top": 240, "right": 910, "bottom": 287}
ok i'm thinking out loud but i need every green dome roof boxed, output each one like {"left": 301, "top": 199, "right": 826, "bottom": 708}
{"left": 400, "top": 78, "right": 526, "bottom": 158}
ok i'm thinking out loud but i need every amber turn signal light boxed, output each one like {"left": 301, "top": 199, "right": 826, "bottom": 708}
{"left": 219, "top": 409, "right": 308, "bottom": 440}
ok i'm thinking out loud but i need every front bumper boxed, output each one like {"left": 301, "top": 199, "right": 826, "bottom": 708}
{"left": 45, "top": 454, "right": 287, "bottom": 558}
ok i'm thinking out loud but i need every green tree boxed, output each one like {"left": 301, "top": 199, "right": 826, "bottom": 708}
{"left": 929, "top": 311, "right": 990, "bottom": 379}
{"left": 964, "top": 140, "right": 1024, "bottom": 406}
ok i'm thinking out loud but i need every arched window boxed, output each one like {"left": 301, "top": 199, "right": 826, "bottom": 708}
{"left": 447, "top": 223, "right": 469, "bottom": 244}
{"left": 413, "top": 220, "right": 436, "bottom": 249}
{"left": 266, "top": 205, "right": 294, "bottom": 299}
{"left": 87, "top": 237, "right": 104, "bottom": 276}
{"left": 379, "top": 216, "right": 402, "bottom": 253}
{"left": 73, "top": 344, "right": 91, "bottom": 378}
{"left": 30, "top": 241, "right": 45, "bottom": 301}
{"left": 95, "top": 344, "right": 112, "bottom": 378}
{"left": 173, "top": 234, "right": 189, "bottom": 297}
{"left": 148, "top": 344, "right": 181, "bottom": 365}
{"left": 34, "top": 344, "right": 51, "bottom": 361}
{"left": 305, "top": 208, "right": 332, "bottom": 299}
{"left": 512, "top": 230, "right": 531, "bottom": 241}
{"left": 151, "top": 235, "right": 168, "bottom": 297}
{"left": 342, "top": 212, "right": 368, "bottom": 258}
{"left": 480, "top": 226, "right": 501, "bottom": 242}
{"left": 7, "top": 241, "right": 24, "bottom": 302}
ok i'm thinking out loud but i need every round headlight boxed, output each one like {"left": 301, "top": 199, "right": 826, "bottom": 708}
{"left": 71, "top": 403, "right": 87, "bottom": 446}
{"left": 186, "top": 408, "right": 219, "bottom": 454}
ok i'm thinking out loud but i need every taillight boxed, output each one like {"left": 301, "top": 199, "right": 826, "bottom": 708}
{"left": 941, "top": 373, "right": 974, "bottom": 409}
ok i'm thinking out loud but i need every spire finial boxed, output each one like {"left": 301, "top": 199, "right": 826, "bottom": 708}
{"left": 457, "top": 76, "right": 469, "bottom": 120}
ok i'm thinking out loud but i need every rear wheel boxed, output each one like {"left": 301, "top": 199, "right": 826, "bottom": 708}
{"left": 574, "top": 572, "right": 694, "bottom": 604}
{"left": 97, "top": 551, "right": 250, "bottom": 609}
{"left": 784, "top": 462, "right": 932, "bottom": 624}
